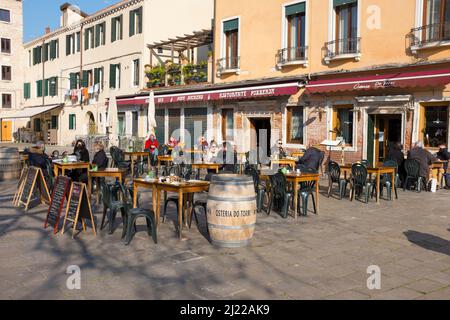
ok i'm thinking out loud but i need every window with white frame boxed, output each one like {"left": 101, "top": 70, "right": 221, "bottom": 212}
{"left": 283, "top": 2, "right": 307, "bottom": 62}
{"left": 334, "top": 0, "right": 358, "bottom": 55}
{"left": 422, "top": 0, "right": 450, "bottom": 42}
{"left": 1, "top": 38, "right": 11, "bottom": 54}
{"left": 222, "top": 18, "right": 239, "bottom": 70}
{"left": 286, "top": 106, "right": 304, "bottom": 144}
{"left": 0, "top": 9, "right": 10, "bottom": 23}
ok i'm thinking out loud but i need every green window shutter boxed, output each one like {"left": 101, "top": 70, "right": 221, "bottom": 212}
{"left": 50, "top": 40, "right": 55, "bottom": 59}
{"left": 109, "top": 64, "right": 116, "bottom": 88}
{"left": 129, "top": 10, "right": 135, "bottom": 37}
{"left": 223, "top": 19, "right": 239, "bottom": 32}
{"left": 95, "top": 25, "right": 100, "bottom": 47}
{"left": 82, "top": 70, "right": 88, "bottom": 87}
{"left": 94, "top": 68, "right": 100, "bottom": 85}
{"left": 37, "top": 46, "right": 42, "bottom": 64}
{"left": 137, "top": 7, "right": 143, "bottom": 33}
{"left": 69, "top": 114, "right": 76, "bottom": 130}
{"left": 36, "top": 80, "right": 42, "bottom": 97}
{"left": 49, "top": 77, "right": 57, "bottom": 96}
{"left": 286, "top": 2, "right": 306, "bottom": 16}
{"left": 111, "top": 17, "right": 117, "bottom": 42}
{"left": 119, "top": 15, "right": 123, "bottom": 40}
{"left": 76, "top": 32, "right": 80, "bottom": 52}
{"left": 84, "top": 29, "right": 89, "bottom": 50}
{"left": 43, "top": 44, "right": 49, "bottom": 62}
{"left": 66, "top": 35, "right": 71, "bottom": 55}
{"left": 333, "top": 0, "right": 357, "bottom": 7}
{"left": 102, "top": 23, "right": 106, "bottom": 45}
{"left": 69, "top": 73, "right": 77, "bottom": 90}
{"left": 24, "top": 83, "right": 30, "bottom": 99}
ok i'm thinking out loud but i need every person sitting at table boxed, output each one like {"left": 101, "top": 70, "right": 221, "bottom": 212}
{"left": 217, "top": 141, "right": 237, "bottom": 173}
{"left": 206, "top": 141, "right": 219, "bottom": 163}
{"left": 73, "top": 139, "right": 90, "bottom": 162}
{"left": 407, "top": 141, "right": 438, "bottom": 183}
{"left": 25, "top": 140, "right": 50, "bottom": 172}
{"left": 168, "top": 136, "right": 178, "bottom": 148}
{"left": 92, "top": 142, "right": 108, "bottom": 170}
{"left": 197, "top": 136, "right": 209, "bottom": 151}
{"left": 145, "top": 133, "right": 159, "bottom": 166}
{"left": 437, "top": 144, "right": 450, "bottom": 189}
{"left": 295, "top": 144, "right": 323, "bottom": 173}
{"left": 270, "top": 139, "right": 287, "bottom": 159}
{"left": 387, "top": 142, "right": 406, "bottom": 183}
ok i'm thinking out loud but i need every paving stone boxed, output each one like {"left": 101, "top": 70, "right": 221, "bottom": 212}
{"left": 405, "top": 279, "right": 448, "bottom": 294}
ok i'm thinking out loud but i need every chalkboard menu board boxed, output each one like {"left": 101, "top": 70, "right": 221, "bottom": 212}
{"left": 13, "top": 167, "right": 29, "bottom": 206}
{"left": 62, "top": 182, "right": 96, "bottom": 239}
{"left": 45, "top": 176, "right": 70, "bottom": 234}
{"left": 18, "top": 167, "right": 50, "bottom": 211}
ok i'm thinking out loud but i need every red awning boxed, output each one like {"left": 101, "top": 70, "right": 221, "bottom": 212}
{"left": 116, "top": 82, "right": 299, "bottom": 106}
{"left": 306, "top": 68, "right": 450, "bottom": 94}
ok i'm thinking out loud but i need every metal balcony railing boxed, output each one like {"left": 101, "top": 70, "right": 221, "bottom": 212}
{"left": 277, "top": 46, "right": 308, "bottom": 64}
{"left": 325, "top": 37, "right": 361, "bottom": 59}
{"left": 217, "top": 56, "right": 240, "bottom": 73}
{"left": 409, "top": 22, "right": 450, "bottom": 47}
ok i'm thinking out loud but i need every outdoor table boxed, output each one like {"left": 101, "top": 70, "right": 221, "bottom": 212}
{"left": 270, "top": 159, "right": 297, "bottom": 170}
{"left": 192, "top": 162, "right": 220, "bottom": 173}
{"left": 133, "top": 178, "right": 210, "bottom": 240}
{"left": 340, "top": 164, "right": 397, "bottom": 203}
{"left": 430, "top": 161, "right": 447, "bottom": 189}
{"left": 157, "top": 155, "right": 173, "bottom": 167}
{"left": 260, "top": 172, "right": 320, "bottom": 219}
{"left": 53, "top": 161, "right": 90, "bottom": 178}
{"left": 124, "top": 151, "right": 151, "bottom": 178}
{"left": 88, "top": 168, "right": 128, "bottom": 203}
{"left": 291, "top": 152, "right": 304, "bottom": 158}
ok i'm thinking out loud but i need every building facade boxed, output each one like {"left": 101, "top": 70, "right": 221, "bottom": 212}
{"left": 2, "top": 0, "right": 213, "bottom": 146}
{"left": 0, "top": 0, "right": 24, "bottom": 141}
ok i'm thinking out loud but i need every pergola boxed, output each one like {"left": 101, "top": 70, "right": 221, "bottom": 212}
{"left": 147, "top": 29, "right": 213, "bottom": 65}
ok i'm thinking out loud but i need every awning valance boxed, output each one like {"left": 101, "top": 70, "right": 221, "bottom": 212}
{"left": 306, "top": 68, "right": 450, "bottom": 94}
{"left": 116, "top": 82, "right": 300, "bottom": 106}
{"left": 0, "top": 104, "right": 62, "bottom": 120}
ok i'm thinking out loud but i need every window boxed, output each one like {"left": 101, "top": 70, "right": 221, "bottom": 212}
{"left": 1, "top": 94, "right": 11, "bottom": 108}
{"left": 285, "top": 3, "right": 306, "bottom": 61}
{"left": 286, "top": 106, "right": 304, "bottom": 144}
{"left": 222, "top": 109, "right": 234, "bottom": 142}
{"left": 118, "top": 112, "right": 126, "bottom": 136}
{"left": 111, "top": 15, "right": 123, "bottom": 42}
{"left": 94, "top": 67, "right": 104, "bottom": 90}
{"left": 420, "top": 105, "right": 448, "bottom": 147}
{"left": 69, "top": 73, "right": 80, "bottom": 90}
{"left": 423, "top": 0, "right": 450, "bottom": 42}
{"left": 36, "top": 80, "right": 43, "bottom": 97}
{"left": 168, "top": 109, "right": 181, "bottom": 141}
{"left": 34, "top": 119, "right": 41, "bottom": 132}
{"left": 1, "top": 38, "right": 11, "bottom": 54}
{"left": 44, "top": 79, "right": 50, "bottom": 96}
{"left": 49, "top": 77, "right": 58, "bottom": 96}
{"left": 223, "top": 19, "right": 239, "bottom": 69}
{"left": 51, "top": 115, "right": 58, "bottom": 129}
{"left": 184, "top": 108, "right": 208, "bottom": 147}
{"left": 0, "top": 9, "right": 10, "bottom": 23}
{"left": 69, "top": 114, "right": 76, "bottom": 130}
{"left": 132, "top": 59, "right": 140, "bottom": 87}
{"left": 43, "top": 43, "right": 50, "bottom": 62}
{"left": 335, "top": 0, "right": 358, "bottom": 55}
{"left": 1, "top": 66, "right": 11, "bottom": 80}
{"left": 24, "top": 83, "right": 31, "bottom": 100}
{"left": 33, "top": 46, "right": 42, "bottom": 65}
{"left": 332, "top": 105, "right": 354, "bottom": 145}
{"left": 84, "top": 27, "right": 95, "bottom": 50}
{"left": 95, "top": 22, "right": 106, "bottom": 47}
{"left": 50, "top": 40, "right": 58, "bottom": 60}
{"left": 81, "top": 70, "right": 93, "bottom": 87}
{"left": 109, "top": 64, "right": 121, "bottom": 89}
{"left": 129, "top": 7, "right": 143, "bottom": 37}
{"left": 28, "top": 50, "right": 31, "bottom": 66}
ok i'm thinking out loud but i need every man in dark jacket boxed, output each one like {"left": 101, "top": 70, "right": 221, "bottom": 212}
{"left": 296, "top": 145, "right": 324, "bottom": 172}
{"left": 437, "top": 144, "right": 450, "bottom": 170}
{"left": 407, "top": 141, "right": 438, "bottom": 180}
{"left": 25, "top": 141, "right": 50, "bottom": 172}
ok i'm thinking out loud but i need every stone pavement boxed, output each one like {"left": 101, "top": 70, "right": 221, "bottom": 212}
{"left": 0, "top": 178, "right": 449, "bottom": 300}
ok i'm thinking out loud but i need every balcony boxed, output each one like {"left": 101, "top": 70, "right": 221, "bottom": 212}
{"left": 145, "top": 61, "right": 209, "bottom": 88}
{"left": 324, "top": 37, "right": 361, "bottom": 64}
{"left": 217, "top": 56, "right": 240, "bottom": 76}
{"left": 409, "top": 22, "right": 450, "bottom": 53}
{"left": 277, "top": 46, "right": 308, "bottom": 68}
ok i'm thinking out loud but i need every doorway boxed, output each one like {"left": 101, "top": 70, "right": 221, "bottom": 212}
{"left": 249, "top": 118, "right": 271, "bottom": 158}
{"left": 374, "top": 114, "right": 402, "bottom": 166}
{"left": 1, "top": 120, "right": 12, "bottom": 141}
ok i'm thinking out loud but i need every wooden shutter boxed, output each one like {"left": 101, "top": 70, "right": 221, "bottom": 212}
{"left": 137, "top": 7, "right": 143, "bottom": 33}
{"left": 94, "top": 68, "right": 100, "bottom": 85}
{"left": 69, "top": 114, "right": 76, "bottom": 130}
{"left": 285, "top": 2, "right": 306, "bottom": 16}
{"left": 119, "top": 15, "right": 123, "bottom": 40}
{"left": 84, "top": 29, "right": 89, "bottom": 50}
{"left": 82, "top": 70, "right": 89, "bottom": 87}
{"left": 69, "top": 73, "right": 77, "bottom": 90}
{"left": 111, "top": 17, "right": 117, "bottom": 42}
{"left": 224, "top": 19, "right": 239, "bottom": 32}
{"left": 36, "top": 80, "right": 42, "bottom": 97}
{"left": 129, "top": 10, "right": 135, "bottom": 37}
{"left": 24, "top": 83, "right": 30, "bottom": 99}
{"left": 109, "top": 64, "right": 116, "bottom": 88}
{"left": 95, "top": 24, "right": 100, "bottom": 47}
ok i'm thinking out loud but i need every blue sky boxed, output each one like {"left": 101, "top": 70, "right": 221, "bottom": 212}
{"left": 23, "top": 0, "right": 116, "bottom": 42}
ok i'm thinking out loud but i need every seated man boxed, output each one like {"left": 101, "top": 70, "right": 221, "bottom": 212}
{"left": 296, "top": 145, "right": 324, "bottom": 172}
{"left": 270, "top": 139, "right": 287, "bottom": 159}
{"left": 407, "top": 141, "right": 438, "bottom": 182}
{"left": 25, "top": 140, "right": 50, "bottom": 172}
{"left": 437, "top": 144, "right": 450, "bottom": 189}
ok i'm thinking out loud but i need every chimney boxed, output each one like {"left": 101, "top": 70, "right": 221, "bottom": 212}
{"left": 45, "top": 27, "right": 51, "bottom": 34}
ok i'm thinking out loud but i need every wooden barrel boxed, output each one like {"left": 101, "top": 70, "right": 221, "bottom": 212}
{"left": 0, "top": 147, "right": 21, "bottom": 181}
{"left": 207, "top": 174, "right": 257, "bottom": 248}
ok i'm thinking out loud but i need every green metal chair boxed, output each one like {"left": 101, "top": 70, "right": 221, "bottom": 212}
{"left": 100, "top": 180, "right": 127, "bottom": 235}
{"left": 244, "top": 166, "right": 266, "bottom": 213}
{"left": 327, "top": 161, "right": 348, "bottom": 199}
{"left": 377, "top": 160, "right": 399, "bottom": 200}
{"left": 118, "top": 183, "right": 157, "bottom": 245}
{"left": 350, "top": 163, "right": 373, "bottom": 204}
{"left": 267, "top": 172, "right": 293, "bottom": 218}
{"left": 404, "top": 159, "right": 426, "bottom": 192}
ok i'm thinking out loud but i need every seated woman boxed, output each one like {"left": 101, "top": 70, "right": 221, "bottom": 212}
{"left": 145, "top": 133, "right": 159, "bottom": 166}
{"left": 92, "top": 142, "right": 108, "bottom": 170}
{"left": 70, "top": 139, "right": 90, "bottom": 183}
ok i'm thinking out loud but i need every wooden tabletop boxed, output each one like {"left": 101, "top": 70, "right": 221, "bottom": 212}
{"left": 88, "top": 168, "right": 128, "bottom": 175}
{"left": 124, "top": 151, "right": 150, "bottom": 156}
{"left": 53, "top": 161, "right": 90, "bottom": 168}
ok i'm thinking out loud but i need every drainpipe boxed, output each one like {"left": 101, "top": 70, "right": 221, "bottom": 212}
{"left": 212, "top": 0, "right": 216, "bottom": 85}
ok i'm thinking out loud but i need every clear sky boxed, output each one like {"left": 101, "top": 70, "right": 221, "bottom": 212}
{"left": 23, "top": 0, "right": 116, "bottom": 43}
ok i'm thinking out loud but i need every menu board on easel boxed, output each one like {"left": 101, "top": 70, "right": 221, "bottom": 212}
{"left": 13, "top": 167, "right": 29, "bottom": 206}
{"left": 18, "top": 167, "right": 50, "bottom": 211}
{"left": 61, "top": 182, "right": 96, "bottom": 239}
{"left": 45, "top": 176, "right": 71, "bottom": 234}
